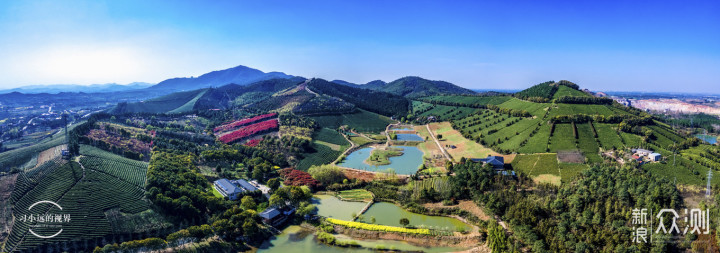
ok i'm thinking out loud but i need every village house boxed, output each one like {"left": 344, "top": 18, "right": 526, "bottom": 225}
{"left": 213, "top": 178, "right": 259, "bottom": 200}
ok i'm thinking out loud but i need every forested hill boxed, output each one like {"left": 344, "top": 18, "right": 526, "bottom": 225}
{"left": 109, "top": 78, "right": 306, "bottom": 114}
{"left": 306, "top": 78, "right": 410, "bottom": 117}
{"left": 146, "top": 65, "right": 294, "bottom": 92}
{"left": 107, "top": 77, "right": 410, "bottom": 117}
{"left": 367, "top": 76, "right": 476, "bottom": 98}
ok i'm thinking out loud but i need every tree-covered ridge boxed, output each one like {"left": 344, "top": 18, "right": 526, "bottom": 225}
{"left": 306, "top": 78, "right": 410, "bottom": 117}
{"left": 370, "top": 76, "right": 477, "bottom": 98}
{"left": 514, "top": 81, "right": 558, "bottom": 101}
{"left": 448, "top": 162, "right": 682, "bottom": 252}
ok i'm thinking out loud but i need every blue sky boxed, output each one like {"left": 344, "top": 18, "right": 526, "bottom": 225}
{"left": 0, "top": 0, "right": 718, "bottom": 92}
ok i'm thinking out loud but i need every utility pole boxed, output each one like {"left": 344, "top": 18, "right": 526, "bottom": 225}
{"left": 707, "top": 170, "right": 713, "bottom": 198}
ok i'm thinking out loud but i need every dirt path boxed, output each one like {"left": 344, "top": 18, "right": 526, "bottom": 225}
{"left": 333, "top": 132, "right": 357, "bottom": 165}
{"left": 426, "top": 124, "right": 452, "bottom": 161}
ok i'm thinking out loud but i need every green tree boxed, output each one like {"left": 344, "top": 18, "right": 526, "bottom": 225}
{"left": 240, "top": 196, "right": 257, "bottom": 210}
{"left": 399, "top": 218, "right": 410, "bottom": 227}
{"left": 308, "top": 164, "right": 347, "bottom": 185}
{"left": 487, "top": 220, "right": 507, "bottom": 253}
{"left": 267, "top": 178, "right": 281, "bottom": 191}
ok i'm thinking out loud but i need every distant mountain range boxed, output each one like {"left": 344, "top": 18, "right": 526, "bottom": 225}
{"left": 331, "top": 76, "right": 475, "bottom": 98}
{"left": 147, "top": 65, "right": 295, "bottom": 92}
{"left": 0, "top": 82, "right": 153, "bottom": 94}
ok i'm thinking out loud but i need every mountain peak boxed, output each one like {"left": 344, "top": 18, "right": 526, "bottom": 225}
{"left": 147, "top": 65, "right": 294, "bottom": 92}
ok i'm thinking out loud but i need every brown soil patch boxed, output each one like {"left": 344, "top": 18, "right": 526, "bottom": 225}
{"left": 334, "top": 226, "right": 483, "bottom": 248}
{"left": 33, "top": 144, "right": 66, "bottom": 169}
{"left": 557, "top": 150, "right": 585, "bottom": 163}
{"left": 0, "top": 174, "right": 19, "bottom": 243}
{"left": 342, "top": 169, "right": 376, "bottom": 182}
{"left": 423, "top": 200, "right": 490, "bottom": 221}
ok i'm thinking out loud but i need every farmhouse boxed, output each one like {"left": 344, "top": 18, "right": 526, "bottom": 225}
{"left": 469, "top": 155, "right": 505, "bottom": 170}
{"left": 649, "top": 153, "right": 662, "bottom": 162}
{"left": 259, "top": 206, "right": 296, "bottom": 226}
{"left": 213, "top": 178, "right": 259, "bottom": 200}
{"left": 632, "top": 148, "right": 653, "bottom": 157}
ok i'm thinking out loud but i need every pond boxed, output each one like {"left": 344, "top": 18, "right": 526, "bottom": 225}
{"left": 258, "top": 225, "right": 467, "bottom": 253}
{"left": 361, "top": 202, "right": 472, "bottom": 232}
{"left": 396, "top": 133, "right": 424, "bottom": 141}
{"left": 338, "top": 146, "right": 424, "bottom": 175}
{"left": 313, "top": 195, "right": 367, "bottom": 221}
{"left": 391, "top": 127, "right": 414, "bottom": 131}
{"left": 695, "top": 134, "right": 718, "bottom": 144}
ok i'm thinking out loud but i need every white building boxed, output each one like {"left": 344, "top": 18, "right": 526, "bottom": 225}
{"left": 213, "top": 179, "right": 258, "bottom": 200}
{"left": 649, "top": 153, "right": 662, "bottom": 162}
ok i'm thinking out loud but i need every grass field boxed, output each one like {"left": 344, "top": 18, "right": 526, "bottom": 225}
{"left": 497, "top": 98, "right": 549, "bottom": 117}
{"left": 549, "top": 124, "right": 577, "bottom": 152}
{"left": 518, "top": 123, "right": 551, "bottom": 153}
{"left": 552, "top": 85, "right": 591, "bottom": 99}
{"left": 337, "top": 189, "right": 373, "bottom": 202}
{"left": 576, "top": 123, "right": 602, "bottom": 163}
{"left": 311, "top": 109, "right": 394, "bottom": 133}
{"left": 511, "top": 154, "right": 561, "bottom": 186}
{"left": 297, "top": 141, "right": 345, "bottom": 171}
{"left": 350, "top": 136, "right": 374, "bottom": 146}
{"left": 313, "top": 128, "right": 350, "bottom": 146}
{"left": 429, "top": 122, "right": 499, "bottom": 161}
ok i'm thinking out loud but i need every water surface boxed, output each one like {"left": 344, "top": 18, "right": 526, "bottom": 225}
{"left": 396, "top": 133, "right": 424, "bottom": 141}
{"left": 361, "top": 202, "right": 471, "bottom": 232}
{"left": 695, "top": 134, "right": 718, "bottom": 144}
{"left": 338, "top": 146, "right": 423, "bottom": 175}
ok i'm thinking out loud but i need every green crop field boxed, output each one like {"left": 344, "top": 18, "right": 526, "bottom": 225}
{"left": 419, "top": 95, "right": 511, "bottom": 107}
{"left": 497, "top": 98, "right": 549, "bottom": 117}
{"left": 313, "top": 128, "right": 350, "bottom": 146}
{"left": 416, "top": 104, "right": 480, "bottom": 122}
{"left": 552, "top": 85, "right": 591, "bottom": 99}
{"left": 549, "top": 124, "right": 577, "bottom": 152}
{"left": 407, "top": 176, "right": 452, "bottom": 199}
{"left": 595, "top": 123, "right": 624, "bottom": 150}
{"left": 297, "top": 141, "right": 345, "bottom": 171}
{"left": 518, "top": 123, "right": 552, "bottom": 153}
{"left": 549, "top": 104, "right": 616, "bottom": 117}
{"left": 311, "top": 109, "right": 394, "bottom": 133}
{"left": 337, "top": 189, "right": 373, "bottom": 202}
{"left": 576, "top": 123, "right": 602, "bottom": 163}
{"left": 79, "top": 145, "right": 149, "bottom": 187}
{"left": 511, "top": 154, "right": 561, "bottom": 185}
{"left": 3, "top": 145, "right": 162, "bottom": 252}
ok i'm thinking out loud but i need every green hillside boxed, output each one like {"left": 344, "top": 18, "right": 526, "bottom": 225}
{"left": 370, "top": 76, "right": 476, "bottom": 98}
{"left": 412, "top": 89, "right": 718, "bottom": 186}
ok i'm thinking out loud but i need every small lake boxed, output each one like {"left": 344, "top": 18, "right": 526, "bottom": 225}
{"left": 258, "top": 225, "right": 466, "bottom": 252}
{"left": 696, "top": 134, "right": 718, "bottom": 144}
{"left": 361, "top": 202, "right": 472, "bottom": 232}
{"left": 313, "top": 195, "right": 367, "bottom": 220}
{"left": 391, "top": 127, "right": 414, "bottom": 131}
{"left": 396, "top": 133, "right": 424, "bottom": 141}
{"left": 338, "top": 146, "right": 424, "bottom": 175}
